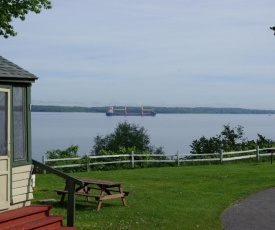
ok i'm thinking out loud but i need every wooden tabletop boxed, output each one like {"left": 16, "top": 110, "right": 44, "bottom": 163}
{"left": 77, "top": 178, "right": 123, "bottom": 186}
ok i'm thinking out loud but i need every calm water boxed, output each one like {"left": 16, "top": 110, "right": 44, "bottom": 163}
{"left": 31, "top": 112, "right": 275, "bottom": 161}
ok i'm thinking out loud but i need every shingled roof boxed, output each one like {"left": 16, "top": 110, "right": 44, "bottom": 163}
{"left": 0, "top": 56, "right": 38, "bottom": 83}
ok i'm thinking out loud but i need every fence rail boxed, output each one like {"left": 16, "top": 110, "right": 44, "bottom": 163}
{"left": 41, "top": 147, "right": 275, "bottom": 172}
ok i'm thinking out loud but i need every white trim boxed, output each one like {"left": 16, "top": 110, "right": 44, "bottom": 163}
{"left": 0, "top": 88, "right": 10, "bottom": 210}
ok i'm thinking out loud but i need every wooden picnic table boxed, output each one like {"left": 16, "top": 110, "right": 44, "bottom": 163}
{"left": 55, "top": 178, "right": 129, "bottom": 211}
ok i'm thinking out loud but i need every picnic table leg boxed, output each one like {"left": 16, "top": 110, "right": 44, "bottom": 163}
{"left": 61, "top": 181, "right": 68, "bottom": 202}
{"left": 81, "top": 186, "right": 90, "bottom": 201}
{"left": 119, "top": 185, "right": 127, "bottom": 207}
{"left": 96, "top": 187, "right": 106, "bottom": 211}
{"left": 75, "top": 183, "right": 91, "bottom": 201}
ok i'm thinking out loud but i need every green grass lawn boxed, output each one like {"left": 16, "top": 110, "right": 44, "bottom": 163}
{"left": 32, "top": 162, "right": 275, "bottom": 229}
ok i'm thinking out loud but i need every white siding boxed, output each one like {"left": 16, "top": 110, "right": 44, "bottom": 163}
{"left": 12, "top": 165, "right": 33, "bottom": 205}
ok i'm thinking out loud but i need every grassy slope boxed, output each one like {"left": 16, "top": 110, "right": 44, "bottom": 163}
{"left": 32, "top": 162, "right": 275, "bottom": 230}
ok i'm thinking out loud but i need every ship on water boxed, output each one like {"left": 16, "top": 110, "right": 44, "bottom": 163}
{"left": 106, "top": 106, "right": 156, "bottom": 117}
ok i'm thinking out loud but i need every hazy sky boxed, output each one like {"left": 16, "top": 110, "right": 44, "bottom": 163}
{"left": 1, "top": 0, "right": 275, "bottom": 109}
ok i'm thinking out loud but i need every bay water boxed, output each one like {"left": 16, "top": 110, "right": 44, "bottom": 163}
{"left": 31, "top": 112, "right": 275, "bottom": 161}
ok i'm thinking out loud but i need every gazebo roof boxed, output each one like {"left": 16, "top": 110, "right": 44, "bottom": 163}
{"left": 0, "top": 56, "right": 38, "bottom": 83}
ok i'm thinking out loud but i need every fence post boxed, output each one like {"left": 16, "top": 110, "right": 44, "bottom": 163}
{"left": 177, "top": 151, "right": 179, "bottom": 166}
{"left": 86, "top": 153, "right": 89, "bottom": 172}
{"left": 219, "top": 150, "right": 223, "bottom": 164}
{"left": 256, "top": 146, "right": 259, "bottom": 162}
{"left": 131, "top": 151, "right": 135, "bottom": 168}
{"left": 42, "top": 156, "right": 46, "bottom": 174}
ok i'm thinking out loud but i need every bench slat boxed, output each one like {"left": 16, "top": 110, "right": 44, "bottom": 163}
{"left": 55, "top": 189, "right": 130, "bottom": 196}
{"left": 86, "top": 187, "right": 130, "bottom": 196}
{"left": 54, "top": 190, "right": 100, "bottom": 199}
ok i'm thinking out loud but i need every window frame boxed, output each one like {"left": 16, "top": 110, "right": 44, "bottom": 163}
{"left": 11, "top": 84, "right": 32, "bottom": 166}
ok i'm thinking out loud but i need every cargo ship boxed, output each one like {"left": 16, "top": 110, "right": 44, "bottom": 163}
{"left": 106, "top": 106, "right": 156, "bottom": 116}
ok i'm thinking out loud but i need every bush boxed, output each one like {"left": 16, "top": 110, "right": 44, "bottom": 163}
{"left": 89, "top": 122, "right": 167, "bottom": 170}
{"left": 45, "top": 145, "right": 83, "bottom": 173}
{"left": 91, "top": 121, "right": 165, "bottom": 155}
{"left": 190, "top": 124, "right": 275, "bottom": 159}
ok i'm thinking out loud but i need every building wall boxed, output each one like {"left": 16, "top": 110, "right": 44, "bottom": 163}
{"left": 10, "top": 165, "right": 33, "bottom": 210}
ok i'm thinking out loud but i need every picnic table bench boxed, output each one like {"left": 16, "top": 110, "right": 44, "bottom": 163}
{"left": 55, "top": 178, "right": 129, "bottom": 211}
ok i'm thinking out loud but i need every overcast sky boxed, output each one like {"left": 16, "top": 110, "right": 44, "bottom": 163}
{"left": 1, "top": 0, "right": 275, "bottom": 109}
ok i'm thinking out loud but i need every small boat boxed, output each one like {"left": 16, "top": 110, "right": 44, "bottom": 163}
{"left": 106, "top": 106, "right": 156, "bottom": 116}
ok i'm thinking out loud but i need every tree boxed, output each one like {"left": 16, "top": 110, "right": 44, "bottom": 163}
{"left": 91, "top": 121, "right": 164, "bottom": 155}
{"left": 270, "top": 26, "right": 275, "bottom": 36}
{"left": 0, "top": 0, "right": 52, "bottom": 38}
{"left": 218, "top": 124, "right": 245, "bottom": 151}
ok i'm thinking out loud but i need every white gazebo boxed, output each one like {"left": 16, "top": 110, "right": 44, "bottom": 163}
{"left": 0, "top": 56, "right": 38, "bottom": 211}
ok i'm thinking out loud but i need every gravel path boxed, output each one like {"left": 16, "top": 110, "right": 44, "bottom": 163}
{"left": 221, "top": 187, "right": 275, "bottom": 230}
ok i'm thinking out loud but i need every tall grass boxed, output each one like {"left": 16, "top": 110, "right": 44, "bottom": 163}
{"left": 32, "top": 162, "right": 275, "bottom": 229}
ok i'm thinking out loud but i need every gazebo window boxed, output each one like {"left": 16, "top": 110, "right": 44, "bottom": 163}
{"left": 13, "top": 86, "right": 26, "bottom": 161}
{"left": 0, "top": 92, "right": 8, "bottom": 156}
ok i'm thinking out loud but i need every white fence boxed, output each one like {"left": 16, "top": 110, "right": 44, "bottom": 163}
{"left": 41, "top": 147, "right": 275, "bottom": 172}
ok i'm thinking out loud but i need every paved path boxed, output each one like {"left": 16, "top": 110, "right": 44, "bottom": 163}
{"left": 221, "top": 187, "right": 275, "bottom": 230}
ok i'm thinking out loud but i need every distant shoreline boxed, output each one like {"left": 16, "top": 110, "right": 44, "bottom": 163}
{"left": 31, "top": 105, "right": 275, "bottom": 114}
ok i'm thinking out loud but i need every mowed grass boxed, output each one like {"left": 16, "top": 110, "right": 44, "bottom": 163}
{"left": 32, "top": 162, "right": 275, "bottom": 230}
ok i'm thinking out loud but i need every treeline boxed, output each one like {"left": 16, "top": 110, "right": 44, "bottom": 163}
{"left": 32, "top": 105, "right": 104, "bottom": 113}
{"left": 155, "top": 107, "right": 275, "bottom": 114}
{"left": 31, "top": 105, "right": 275, "bottom": 114}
